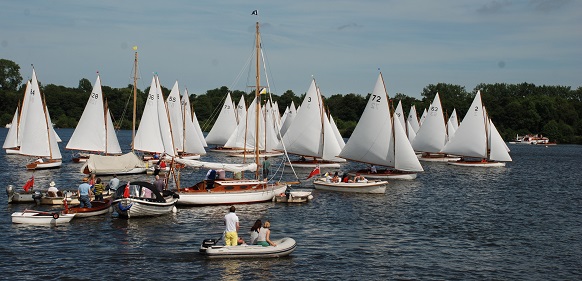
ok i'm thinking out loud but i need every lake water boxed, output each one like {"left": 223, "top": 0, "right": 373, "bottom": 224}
{"left": 1, "top": 128, "right": 581, "bottom": 280}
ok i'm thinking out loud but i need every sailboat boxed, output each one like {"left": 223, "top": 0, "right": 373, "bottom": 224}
{"left": 19, "top": 67, "right": 62, "bottom": 169}
{"left": 3, "top": 80, "right": 33, "bottom": 155}
{"left": 205, "top": 92, "right": 240, "bottom": 153}
{"left": 166, "top": 82, "right": 206, "bottom": 160}
{"left": 279, "top": 79, "right": 345, "bottom": 169}
{"left": 338, "top": 72, "right": 424, "bottom": 181}
{"left": 185, "top": 89, "right": 208, "bottom": 148}
{"left": 66, "top": 74, "right": 122, "bottom": 162}
{"left": 441, "top": 91, "right": 512, "bottom": 167}
{"left": 112, "top": 73, "right": 179, "bottom": 217}
{"left": 79, "top": 50, "right": 146, "bottom": 175}
{"left": 411, "top": 93, "right": 460, "bottom": 162}
{"left": 174, "top": 21, "right": 288, "bottom": 205}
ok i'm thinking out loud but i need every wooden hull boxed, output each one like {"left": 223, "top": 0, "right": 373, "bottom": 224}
{"left": 113, "top": 197, "right": 178, "bottom": 218}
{"left": 348, "top": 169, "right": 417, "bottom": 180}
{"left": 177, "top": 180, "right": 287, "bottom": 205}
{"left": 313, "top": 178, "right": 387, "bottom": 194}
{"left": 209, "top": 147, "right": 247, "bottom": 153}
{"left": 11, "top": 210, "right": 76, "bottom": 224}
{"left": 67, "top": 198, "right": 112, "bottom": 218}
{"left": 26, "top": 159, "right": 62, "bottom": 170}
{"left": 447, "top": 161, "right": 506, "bottom": 167}
{"left": 200, "top": 237, "right": 297, "bottom": 258}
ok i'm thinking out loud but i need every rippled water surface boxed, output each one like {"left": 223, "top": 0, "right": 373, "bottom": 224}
{"left": 1, "top": 128, "right": 581, "bottom": 280}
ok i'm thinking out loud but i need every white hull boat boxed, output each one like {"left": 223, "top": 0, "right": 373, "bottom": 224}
{"left": 273, "top": 190, "right": 313, "bottom": 203}
{"left": 228, "top": 151, "right": 284, "bottom": 158}
{"left": 200, "top": 237, "right": 297, "bottom": 258}
{"left": 112, "top": 181, "right": 179, "bottom": 218}
{"left": 347, "top": 170, "right": 417, "bottom": 180}
{"left": 285, "top": 161, "right": 341, "bottom": 169}
{"left": 12, "top": 210, "right": 76, "bottom": 224}
{"left": 26, "top": 159, "right": 62, "bottom": 170}
{"left": 176, "top": 180, "right": 287, "bottom": 206}
{"left": 448, "top": 160, "right": 506, "bottom": 167}
{"left": 313, "top": 178, "right": 387, "bottom": 194}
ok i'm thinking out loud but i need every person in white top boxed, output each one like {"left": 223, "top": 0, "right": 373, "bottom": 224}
{"left": 224, "top": 206, "right": 239, "bottom": 246}
{"left": 47, "top": 181, "right": 59, "bottom": 197}
{"left": 257, "top": 221, "right": 277, "bottom": 247}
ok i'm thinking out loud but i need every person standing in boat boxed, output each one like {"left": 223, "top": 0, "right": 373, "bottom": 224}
{"left": 262, "top": 157, "right": 271, "bottom": 180}
{"left": 153, "top": 175, "right": 165, "bottom": 192}
{"left": 78, "top": 179, "right": 93, "bottom": 208}
{"left": 224, "top": 206, "right": 239, "bottom": 246}
{"left": 93, "top": 178, "right": 105, "bottom": 201}
{"left": 257, "top": 221, "right": 276, "bottom": 247}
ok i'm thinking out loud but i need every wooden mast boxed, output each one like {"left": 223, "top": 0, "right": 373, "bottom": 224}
{"left": 132, "top": 46, "right": 139, "bottom": 152}
{"left": 255, "top": 21, "right": 261, "bottom": 179}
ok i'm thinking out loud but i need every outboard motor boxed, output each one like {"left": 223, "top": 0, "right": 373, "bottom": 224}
{"left": 32, "top": 190, "right": 43, "bottom": 205}
{"left": 6, "top": 185, "right": 14, "bottom": 203}
{"left": 200, "top": 239, "right": 218, "bottom": 253}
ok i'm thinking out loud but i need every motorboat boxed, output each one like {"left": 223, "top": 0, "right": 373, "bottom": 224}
{"left": 199, "top": 237, "right": 297, "bottom": 258}
{"left": 112, "top": 181, "right": 179, "bottom": 218}
{"left": 11, "top": 209, "right": 76, "bottom": 224}
{"left": 313, "top": 178, "right": 387, "bottom": 194}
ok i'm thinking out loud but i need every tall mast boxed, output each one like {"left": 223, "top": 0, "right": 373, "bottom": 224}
{"left": 255, "top": 21, "right": 261, "bottom": 179}
{"left": 132, "top": 46, "right": 139, "bottom": 152}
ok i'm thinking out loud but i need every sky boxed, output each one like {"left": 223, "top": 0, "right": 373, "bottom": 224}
{"left": 1, "top": 0, "right": 581, "bottom": 99}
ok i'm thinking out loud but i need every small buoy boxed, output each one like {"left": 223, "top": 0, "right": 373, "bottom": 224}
{"left": 52, "top": 213, "right": 60, "bottom": 219}
{"left": 172, "top": 206, "right": 177, "bottom": 213}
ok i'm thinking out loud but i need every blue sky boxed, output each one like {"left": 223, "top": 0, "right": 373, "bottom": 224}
{"left": 1, "top": 0, "right": 580, "bottom": 98}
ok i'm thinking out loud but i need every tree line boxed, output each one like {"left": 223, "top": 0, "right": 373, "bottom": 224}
{"left": 1, "top": 59, "right": 581, "bottom": 144}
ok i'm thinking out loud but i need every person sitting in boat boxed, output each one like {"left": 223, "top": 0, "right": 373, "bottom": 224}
{"left": 257, "top": 221, "right": 276, "bottom": 247}
{"left": 93, "top": 178, "right": 105, "bottom": 201}
{"left": 78, "top": 179, "right": 93, "bottom": 208}
{"left": 341, "top": 173, "right": 350, "bottom": 183}
{"left": 354, "top": 174, "right": 368, "bottom": 183}
{"left": 370, "top": 165, "right": 378, "bottom": 174}
{"left": 331, "top": 172, "right": 340, "bottom": 183}
{"left": 324, "top": 173, "right": 332, "bottom": 182}
{"left": 47, "top": 181, "right": 58, "bottom": 197}
{"left": 249, "top": 219, "right": 262, "bottom": 245}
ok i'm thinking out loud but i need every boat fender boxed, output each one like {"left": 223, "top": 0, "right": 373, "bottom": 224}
{"left": 117, "top": 202, "right": 132, "bottom": 211}
{"left": 52, "top": 213, "right": 59, "bottom": 219}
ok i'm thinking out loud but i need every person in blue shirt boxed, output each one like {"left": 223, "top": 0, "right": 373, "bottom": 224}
{"left": 78, "top": 180, "right": 93, "bottom": 208}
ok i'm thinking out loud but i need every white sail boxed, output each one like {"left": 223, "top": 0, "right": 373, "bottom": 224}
{"left": 339, "top": 73, "right": 393, "bottom": 166}
{"left": 406, "top": 120, "right": 417, "bottom": 143}
{"left": 329, "top": 115, "right": 345, "bottom": 149}
{"left": 391, "top": 111, "right": 424, "bottom": 172}
{"left": 66, "top": 75, "right": 121, "bottom": 154}
{"left": 166, "top": 81, "right": 184, "bottom": 152}
{"left": 16, "top": 81, "right": 32, "bottom": 147}
{"left": 419, "top": 108, "right": 428, "bottom": 126}
{"left": 411, "top": 93, "right": 447, "bottom": 153}
{"left": 19, "top": 68, "right": 61, "bottom": 159}
{"left": 183, "top": 90, "right": 207, "bottom": 148}
{"left": 263, "top": 101, "right": 281, "bottom": 151}
{"left": 279, "top": 101, "right": 296, "bottom": 136}
{"left": 156, "top": 76, "right": 176, "bottom": 157}
{"left": 105, "top": 107, "right": 122, "bottom": 153}
{"left": 134, "top": 75, "right": 171, "bottom": 154}
{"left": 488, "top": 119, "right": 512, "bottom": 162}
{"left": 205, "top": 92, "right": 237, "bottom": 146}
{"left": 180, "top": 89, "right": 206, "bottom": 155}
{"left": 225, "top": 96, "right": 259, "bottom": 150}
{"left": 441, "top": 91, "right": 488, "bottom": 158}
{"left": 236, "top": 96, "right": 246, "bottom": 124}
{"left": 394, "top": 101, "right": 406, "bottom": 130}
{"left": 407, "top": 105, "right": 420, "bottom": 134}
{"left": 3, "top": 107, "right": 19, "bottom": 149}
{"left": 280, "top": 79, "right": 343, "bottom": 162}
{"left": 446, "top": 112, "right": 458, "bottom": 142}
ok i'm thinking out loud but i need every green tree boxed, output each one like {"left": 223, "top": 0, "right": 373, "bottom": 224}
{"left": 0, "top": 59, "right": 22, "bottom": 91}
